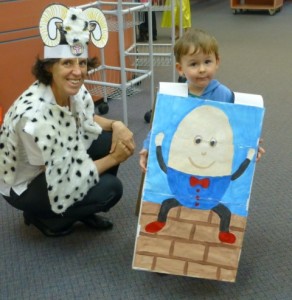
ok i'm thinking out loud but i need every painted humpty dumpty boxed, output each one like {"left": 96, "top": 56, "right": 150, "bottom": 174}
{"left": 145, "top": 105, "right": 255, "bottom": 244}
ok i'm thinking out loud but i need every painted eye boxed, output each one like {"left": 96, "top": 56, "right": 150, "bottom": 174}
{"left": 194, "top": 135, "right": 202, "bottom": 144}
{"left": 209, "top": 138, "right": 217, "bottom": 147}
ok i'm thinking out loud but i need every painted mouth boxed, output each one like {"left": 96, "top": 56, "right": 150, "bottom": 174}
{"left": 188, "top": 156, "right": 215, "bottom": 169}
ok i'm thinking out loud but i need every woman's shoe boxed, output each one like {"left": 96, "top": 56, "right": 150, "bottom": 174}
{"left": 80, "top": 214, "right": 113, "bottom": 230}
{"left": 23, "top": 212, "right": 74, "bottom": 237}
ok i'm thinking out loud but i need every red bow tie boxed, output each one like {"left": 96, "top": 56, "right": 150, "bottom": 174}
{"left": 189, "top": 176, "right": 210, "bottom": 188}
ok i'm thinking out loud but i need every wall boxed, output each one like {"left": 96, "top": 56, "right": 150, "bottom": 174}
{"left": 133, "top": 202, "right": 247, "bottom": 282}
{"left": 0, "top": 0, "right": 133, "bottom": 115}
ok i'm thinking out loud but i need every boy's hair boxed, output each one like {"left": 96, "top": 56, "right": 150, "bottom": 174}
{"left": 31, "top": 57, "right": 99, "bottom": 85}
{"left": 174, "top": 28, "right": 219, "bottom": 63}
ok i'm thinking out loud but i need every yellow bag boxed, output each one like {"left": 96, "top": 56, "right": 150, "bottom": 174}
{"left": 161, "top": 0, "right": 191, "bottom": 28}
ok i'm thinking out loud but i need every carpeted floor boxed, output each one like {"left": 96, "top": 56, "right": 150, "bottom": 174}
{"left": 0, "top": 1, "right": 291, "bottom": 299}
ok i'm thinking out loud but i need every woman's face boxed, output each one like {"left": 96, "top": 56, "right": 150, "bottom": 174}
{"left": 50, "top": 58, "right": 88, "bottom": 103}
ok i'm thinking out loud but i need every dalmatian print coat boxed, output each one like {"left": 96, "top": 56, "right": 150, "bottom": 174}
{"left": 0, "top": 81, "right": 102, "bottom": 214}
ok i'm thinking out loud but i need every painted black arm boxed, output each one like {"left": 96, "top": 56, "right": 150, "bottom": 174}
{"left": 231, "top": 158, "right": 251, "bottom": 181}
{"left": 156, "top": 145, "right": 167, "bottom": 173}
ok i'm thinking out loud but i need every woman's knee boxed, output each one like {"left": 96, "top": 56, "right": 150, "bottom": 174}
{"left": 101, "top": 177, "right": 123, "bottom": 211}
{"left": 105, "top": 174, "right": 122, "bottom": 195}
{"left": 87, "top": 131, "right": 112, "bottom": 160}
{"left": 84, "top": 175, "right": 123, "bottom": 212}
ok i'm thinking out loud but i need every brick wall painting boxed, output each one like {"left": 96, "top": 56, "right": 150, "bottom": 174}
{"left": 133, "top": 92, "right": 265, "bottom": 282}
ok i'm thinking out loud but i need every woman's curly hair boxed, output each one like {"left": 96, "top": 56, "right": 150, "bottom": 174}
{"left": 32, "top": 57, "right": 100, "bottom": 85}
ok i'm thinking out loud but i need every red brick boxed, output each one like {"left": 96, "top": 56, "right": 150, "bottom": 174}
{"left": 158, "top": 219, "right": 194, "bottom": 239}
{"left": 135, "top": 236, "right": 172, "bottom": 256}
{"left": 172, "top": 241, "right": 205, "bottom": 261}
{"left": 210, "top": 211, "right": 221, "bottom": 225}
{"left": 133, "top": 254, "right": 154, "bottom": 270}
{"left": 187, "top": 262, "right": 218, "bottom": 280}
{"left": 167, "top": 206, "right": 181, "bottom": 218}
{"left": 180, "top": 207, "right": 211, "bottom": 222}
{"left": 218, "top": 267, "right": 238, "bottom": 282}
{"left": 155, "top": 257, "right": 186, "bottom": 275}
{"left": 207, "top": 246, "right": 241, "bottom": 268}
{"left": 141, "top": 201, "right": 160, "bottom": 214}
{"left": 230, "top": 214, "right": 247, "bottom": 228}
{"left": 193, "top": 224, "right": 221, "bottom": 243}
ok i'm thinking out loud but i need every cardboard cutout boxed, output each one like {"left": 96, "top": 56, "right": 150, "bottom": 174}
{"left": 133, "top": 84, "right": 264, "bottom": 282}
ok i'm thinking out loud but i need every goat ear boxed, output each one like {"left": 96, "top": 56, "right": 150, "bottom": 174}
{"left": 89, "top": 23, "right": 96, "bottom": 32}
{"left": 39, "top": 4, "right": 68, "bottom": 47}
{"left": 83, "top": 7, "right": 108, "bottom": 48}
{"left": 55, "top": 22, "right": 63, "bottom": 30}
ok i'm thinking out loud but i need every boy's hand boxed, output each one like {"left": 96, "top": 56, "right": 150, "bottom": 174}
{"left": 256, "top": 138, "right": 265, "bottom": 162}
{"left": 139, "top": 149, "right": 148, "bottom": 173}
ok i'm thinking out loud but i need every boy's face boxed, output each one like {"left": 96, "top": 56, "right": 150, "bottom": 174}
{"left": 176, "top": 47, "right": 219, "bottom": 95}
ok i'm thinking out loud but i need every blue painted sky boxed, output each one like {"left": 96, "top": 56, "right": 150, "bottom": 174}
{"left": 142, "top": 93, "right": 265, "bottom": 217}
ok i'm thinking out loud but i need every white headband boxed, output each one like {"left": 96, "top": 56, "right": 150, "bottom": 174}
{"left": 44, "top": 45, "right": 88, "bottom": 59}
{"left": 39, "top": 4, "right": 108, "bottom": 59}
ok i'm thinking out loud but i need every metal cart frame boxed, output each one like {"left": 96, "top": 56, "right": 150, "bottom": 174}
{"left": 79, "top": 0, "right": 179, "bottom": 125}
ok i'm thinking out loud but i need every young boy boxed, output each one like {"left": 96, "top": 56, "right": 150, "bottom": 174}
{"left": 139, "top": 28, "right": 264, "bottom": 172}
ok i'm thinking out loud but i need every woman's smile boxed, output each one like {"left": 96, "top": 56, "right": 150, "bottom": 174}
{"left": 68, "top": 78, "right": 83, "bottom": 87}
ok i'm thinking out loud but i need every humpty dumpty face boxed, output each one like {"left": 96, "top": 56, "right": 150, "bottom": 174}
{"left": 168, "top": 105, "right": 234, "bottom": 177}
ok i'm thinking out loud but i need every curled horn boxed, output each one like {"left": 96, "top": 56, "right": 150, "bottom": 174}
{"left": 83, "top": 7, "right": 109, "bottom": 48}
{"left": 39, "top": 4, "right": 68, "bottom": 47}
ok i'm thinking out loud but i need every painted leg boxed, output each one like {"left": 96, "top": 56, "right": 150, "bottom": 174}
{"left": 145, "top": 198, "right": 180, "bottom": 233}
{"left": 212, "top": 204, "right": 236, "bottom": 244}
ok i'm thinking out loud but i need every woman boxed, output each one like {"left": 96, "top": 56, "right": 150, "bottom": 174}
{"left": 0, "top": 4, "right": 135, "bottom": 237}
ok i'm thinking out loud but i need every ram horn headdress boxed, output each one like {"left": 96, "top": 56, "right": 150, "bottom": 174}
{"left": 39, "top": 4, "right": 109, "bottom": 58}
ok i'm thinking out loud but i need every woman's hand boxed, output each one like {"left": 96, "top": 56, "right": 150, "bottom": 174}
{"left": 94, "top": 140, "right": 134, "bottom": 175}
{"left": 110, "top": 140, "right": 134, "bottom": 164}
{"left": 139, "top": 149, "right": 148, "bottom": 173}
{"left": 93, "top": 116, "right": 135, "bottom": 154}
{"left": 110, "top": 121, "right": 135, "bottom": 154}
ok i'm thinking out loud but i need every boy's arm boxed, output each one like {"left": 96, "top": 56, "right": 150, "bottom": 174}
{"left": 139, "top": 130, "right": 151, "bottom": 173}
{"left": 256, "top": 138, "right": 265, "bottom": 162}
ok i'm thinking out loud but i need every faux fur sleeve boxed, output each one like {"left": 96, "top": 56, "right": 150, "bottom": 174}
{"left": 24, "top": 104, "right": 99, "bottom": 214}
{"left": 1, "top": 82, "right": 102, "bottom": 214}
